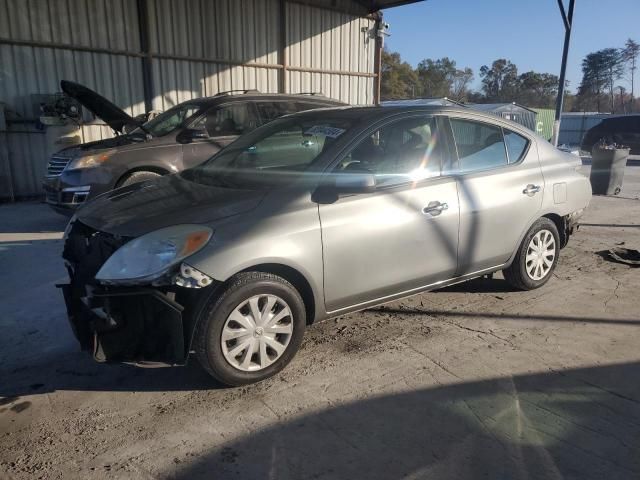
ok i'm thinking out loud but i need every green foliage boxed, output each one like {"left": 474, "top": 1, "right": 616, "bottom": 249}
{"left": 578, "top": 48, "right": 625, "bottom": 112}
{"left": 380, "top": 50, "right": 418, "bottom": 100}
{"left": 479, "top": 59, "right": 519, "bottom": 102}
{"left": 516, "top": 71, "right": 560, "bottom": 107}
{"left": 381, "top": 42, "right": 638, "bottom": 113}
{"left": 381, "top": 50, "right": 559, "bottom": 108}
{"left": 415, "top": 57, "right": 474, "bottom": 101}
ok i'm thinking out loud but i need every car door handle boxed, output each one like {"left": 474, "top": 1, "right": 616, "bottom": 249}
{"left": 301, "top": 140, "right": 315, "bottom": 147}
{"left": 523, "top": 184, "right": 541, "bottom": 196}
{"left": 422, "top": 201, "right": 448, "bottom": 216}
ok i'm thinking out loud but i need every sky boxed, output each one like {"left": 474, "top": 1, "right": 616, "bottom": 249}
{"left": 383, "top": 0, "right": 639, "bottom": 94}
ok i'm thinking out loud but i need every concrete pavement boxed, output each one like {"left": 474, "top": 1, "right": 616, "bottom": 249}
{"left": 1, "top": 167, "right": 639, "bottom": 479}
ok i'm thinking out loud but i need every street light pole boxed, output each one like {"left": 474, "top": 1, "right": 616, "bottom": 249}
{"left": 552, "top": 0, "right": 575, "bottom": 147}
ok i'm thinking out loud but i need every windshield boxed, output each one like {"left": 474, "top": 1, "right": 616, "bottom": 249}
{"left": 138, "top": 103, "right": 203, "bottom": 137}
{"left": 182, "top": 115, "right": 353, "bottom": 189}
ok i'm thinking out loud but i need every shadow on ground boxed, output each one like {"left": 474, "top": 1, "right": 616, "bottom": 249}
{"left": 173, "top": 361, "right": 640, "bottom": 479}
{"left": 0, "top": 353, "right": 224, "bottom": 398}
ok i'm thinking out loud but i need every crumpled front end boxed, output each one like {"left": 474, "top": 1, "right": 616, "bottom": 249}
{"left": 60, "top": 220, "right": 215, "bottom": 365}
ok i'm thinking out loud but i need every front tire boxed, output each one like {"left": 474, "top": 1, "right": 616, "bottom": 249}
{"left": 503, "top": 217, "right": 560, "bottom": 291}
{"left": 118, "top": 170, "right": 161, "bottom": 187}
{"left": 195, "top": 272, "right": 306, "bottom": 386}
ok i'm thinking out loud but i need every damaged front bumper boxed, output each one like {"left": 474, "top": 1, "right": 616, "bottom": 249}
{"left": 59, "top": 283, "right": 190, "bottom": 364}
{"left": 61, "top": 220, "right": 217, "bottom": 366}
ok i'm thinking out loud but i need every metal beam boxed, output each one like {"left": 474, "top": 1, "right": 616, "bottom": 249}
{"left": 136, "top": 0, "right": 154, "bottom": 112}
{"left": 279, "top": 0, "right": 288, "bottom": 93}
{"left": 552, "top": 0, "right": 575, "bottom": 147}
{"left": 0, "top": 37, "right": 377, "bottom": 79}
{"left": 556, "top": 0, "right": 569, "bottom": 30}
{"left": 373, "top": 12, "right": 384, "bottom": 104}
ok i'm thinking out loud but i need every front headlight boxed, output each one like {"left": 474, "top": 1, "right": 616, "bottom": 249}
{"left": 95, "top": 225, "right": 213, "bottom": 284}
{"left": 67, "top": 149, "right": 116, "bottom": 170}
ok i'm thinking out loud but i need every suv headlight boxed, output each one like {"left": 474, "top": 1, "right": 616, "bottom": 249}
{"left": 96, "top": 225, "right": 213, "bottom": 284}
{"left": 67, "top": 149, "right": 116, "bottom": 170}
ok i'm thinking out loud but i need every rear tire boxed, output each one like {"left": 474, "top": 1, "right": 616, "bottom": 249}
{"left": 194, "top": 272, "right": 306, "bottom": 386}
{"left": 503, "top": 217, "right": 560, "bottom": 291}
{"left": 118, "top": 170, "right": 161, "bottom": 187}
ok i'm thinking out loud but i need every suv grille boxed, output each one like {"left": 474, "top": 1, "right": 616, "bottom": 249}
{"left": 47, "top": 155, "right": 72, "bottom": 177}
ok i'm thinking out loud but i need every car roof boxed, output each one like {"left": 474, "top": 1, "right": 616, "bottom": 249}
{"left": 184, "top": 92, "right": 346, "bottom": 108}
{"left": 290, "top": 104, "right": 495, "bottom": 121}
{"left": 286, "top": 105, "right": 539, "bottom": 138}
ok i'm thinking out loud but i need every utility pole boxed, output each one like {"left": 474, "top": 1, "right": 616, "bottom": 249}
{"left": 552, "top": 0, "right": 575, "bottom": 147}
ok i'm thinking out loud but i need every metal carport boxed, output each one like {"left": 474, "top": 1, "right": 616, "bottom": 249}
{"left": 0, "top": 0, "right": 424, "bottom": 200}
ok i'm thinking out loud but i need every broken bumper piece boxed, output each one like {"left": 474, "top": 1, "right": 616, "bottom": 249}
{"left": 59, "top": 283, "right": 188, "bottom": 365}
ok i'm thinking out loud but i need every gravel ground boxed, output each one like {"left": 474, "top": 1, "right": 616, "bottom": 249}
{"left": 1, "top": 166, "right": 639, "bottom": 480}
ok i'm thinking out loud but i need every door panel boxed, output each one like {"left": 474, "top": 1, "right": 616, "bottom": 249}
{"left": 448, "top": 118, "right": 544, "bottom": 273}
{"left": 319, "top": 115, "right": 459, "bottom": 312}
{"left": 320, "top": 180, "right": 460, "bottom": 311}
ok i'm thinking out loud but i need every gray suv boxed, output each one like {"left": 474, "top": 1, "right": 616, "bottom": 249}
{"left": 43, "top": 81, "right": 343, "bottom": 214}
{"left": 61, "top": 105, "right": 591, "bottom": 386}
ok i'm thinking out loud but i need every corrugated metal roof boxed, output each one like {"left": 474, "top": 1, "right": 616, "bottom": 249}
{"left": 300, "top": 0, "right": 424, "bottom": 14}
{"left": 469, "top": 103, "right": 536, "bottom": 113}
{"left": 381, "top": 97, "right": 467, "bottom": 107}
{"left": 360, "top": 0, "right": 425, "bottom": 11}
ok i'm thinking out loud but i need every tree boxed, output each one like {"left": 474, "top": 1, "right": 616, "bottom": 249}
{"left": 479, "top": 59, "right": 518, "bottom": 102}
{"left": 578, "top": 49, "right": 624, "bottom": 112}
{"left": 416, "top": 57, "right": 456, "bottom": 98}
{"left": 414, "top": 57, "right": 474, "bottom": 101}
{"left": 380, "top": 49, "right": 419, "bottom": 100}
{"left": 622, "top": 38, "right": 639, "bottom": 110}
{"left": 450, "top": 67, "right": 474, "bottom": 102}
{"left": 516, "top": 71, "right": 559, "bottom": 108}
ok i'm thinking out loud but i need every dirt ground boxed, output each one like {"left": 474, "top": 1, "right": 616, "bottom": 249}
{"left": 1, "top": 167, "right": 639, "bottom": 480}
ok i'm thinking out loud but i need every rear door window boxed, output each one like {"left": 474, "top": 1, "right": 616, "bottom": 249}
{"left": 193, "top": 103, "right": 258, "bottom": 137}
{"left": 256, "top": 101, "right": 298, "bottom": 125}
{"left": 450, "top": 118, "right": 508, "bottom": 173}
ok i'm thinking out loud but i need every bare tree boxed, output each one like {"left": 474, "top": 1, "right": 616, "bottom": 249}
{"left": 623, "top": 39, "right": 639, "bottom": 111}
{"left": 450, "top": 68, "right": 474, "bottom": 102}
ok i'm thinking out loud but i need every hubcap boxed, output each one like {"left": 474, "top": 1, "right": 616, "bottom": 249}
{"left": 221, "top": 294, "right": 293, "bottom": 372}
{"left": 525, "top": 229, "right": 556, "bottom": 281}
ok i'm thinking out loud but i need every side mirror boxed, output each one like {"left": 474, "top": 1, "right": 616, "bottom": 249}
{"left": 334, "top": 173, "right": 376, "bottom": 194}
{"left": 177, "top": 128, "right": 209, "bottom": 143}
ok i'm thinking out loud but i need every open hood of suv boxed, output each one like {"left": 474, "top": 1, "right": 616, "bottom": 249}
{"left": 61, "top": 80, "right": 139, "bottom": 134}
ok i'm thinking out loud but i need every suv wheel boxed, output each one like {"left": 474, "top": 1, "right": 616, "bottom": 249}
{"left": 195, "top": 272, "right": 306, "bottom": 386}
{"left": 503, "top": 217, "right": 560, "bottom": 291}
{"left": 118, "top": 170, "right": 161, "bottom": 187}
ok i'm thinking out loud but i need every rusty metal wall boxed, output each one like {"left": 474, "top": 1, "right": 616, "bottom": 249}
{"left": 0, "top": 0, "right": 376, "bottom": 199}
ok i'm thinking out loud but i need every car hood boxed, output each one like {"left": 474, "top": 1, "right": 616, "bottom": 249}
{"left": 61, "top": 80, "right": 139, "bottom": 134}
{"left": 76, "top": 174, "right": 267, "bottom": 237}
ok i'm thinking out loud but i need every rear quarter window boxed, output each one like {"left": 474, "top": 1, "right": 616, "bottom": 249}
{"left": 504, "top": 130, "right": 529, "bottom": 163}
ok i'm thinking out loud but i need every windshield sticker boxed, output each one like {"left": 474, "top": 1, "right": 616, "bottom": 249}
{"left": 304, "top": 125, "right": 346, "bottom": 139}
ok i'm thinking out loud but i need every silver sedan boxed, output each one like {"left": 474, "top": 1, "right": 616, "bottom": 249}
{"left": 62, "top": 106, "right": 592, "bottom": 386}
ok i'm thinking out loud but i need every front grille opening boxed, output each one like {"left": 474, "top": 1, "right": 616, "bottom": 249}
{"left": 47, "top": 155, "right": 72, "bottom": 177}
{"left": 61, "top": 192, "right": 89, "bottom": 204}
